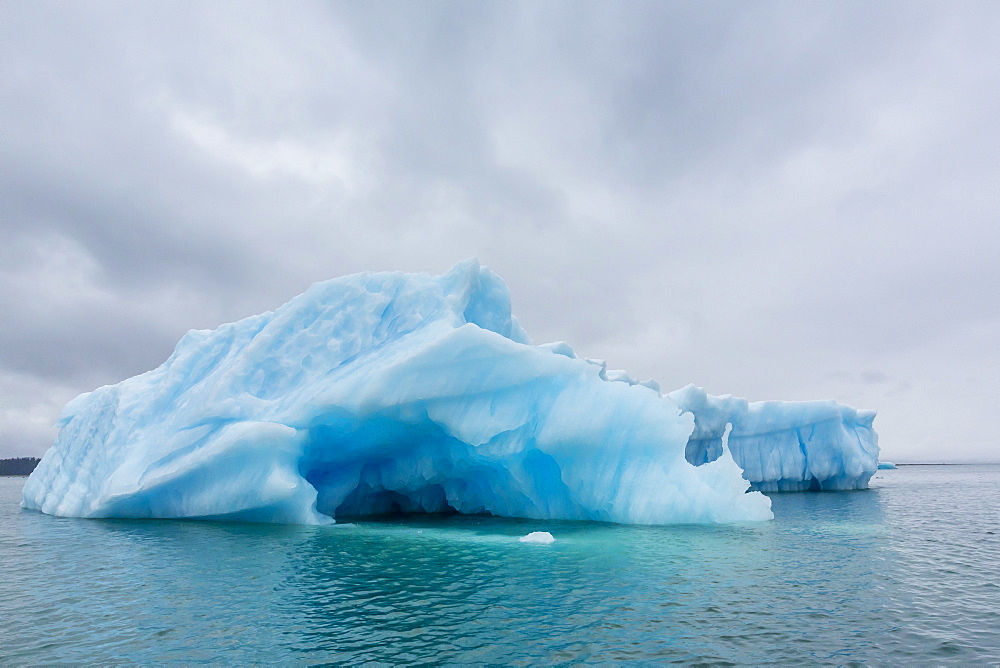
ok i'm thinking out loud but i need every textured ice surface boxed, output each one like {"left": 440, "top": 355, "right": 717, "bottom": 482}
{"left": 669, "top": 385, "right": 879, "bottom": 492}
{"left": 23, "top": 260, "right": 775, "bottom": 525}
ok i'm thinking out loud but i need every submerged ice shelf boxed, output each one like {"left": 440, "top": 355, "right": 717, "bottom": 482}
{"left": 23, "top": 260, "right": 878, "bottom": 525}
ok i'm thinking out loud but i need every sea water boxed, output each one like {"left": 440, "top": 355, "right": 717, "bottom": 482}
{"left": 2, "top": 465, "right": 998, "bottom": 664}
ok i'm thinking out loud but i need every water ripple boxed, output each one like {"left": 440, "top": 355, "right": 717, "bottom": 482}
{"left": 2, "top": 466, "right": 999, "bottom": 663}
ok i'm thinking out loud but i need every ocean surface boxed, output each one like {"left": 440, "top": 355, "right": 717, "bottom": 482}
{"left": 2, "top": 465, "right": 998, "bottom": 664}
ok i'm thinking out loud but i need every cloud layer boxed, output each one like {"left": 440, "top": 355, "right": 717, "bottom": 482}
{"left": 2, "top": 1, "right": 998, "bottom": 462}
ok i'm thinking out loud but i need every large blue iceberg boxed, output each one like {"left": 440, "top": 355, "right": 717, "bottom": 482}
{"left": 23, "top": 261, "right": 878, "bottom": 525}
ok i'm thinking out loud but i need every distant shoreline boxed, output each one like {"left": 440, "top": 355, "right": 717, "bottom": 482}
{"left": 0, "top": 457, "right": 41, "bottom": 476}
{"left": 894, "top": 462, "right": 1000, "bottom": 466}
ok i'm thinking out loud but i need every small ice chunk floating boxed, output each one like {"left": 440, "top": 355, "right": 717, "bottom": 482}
{"left": 519, "top": 531, "right": 556, "bottom": 544}
{"left": 23, "top": 260, "right": 878, "bottom": 525}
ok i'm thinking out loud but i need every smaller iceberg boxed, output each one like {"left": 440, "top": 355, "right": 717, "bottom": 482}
{"left": 877, "top": 462, "right": 897, "bottom": 470}
{"left": 669, "top": 385, "right": 879, "bottom": 492}
{"left": 519, "top": 531, "right": 555, "bottom": 544}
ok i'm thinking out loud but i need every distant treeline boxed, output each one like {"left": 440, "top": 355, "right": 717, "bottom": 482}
{"left": 0, "top": 457, "right": 41, "bottom": 475}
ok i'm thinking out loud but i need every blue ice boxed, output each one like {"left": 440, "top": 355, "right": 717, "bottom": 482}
{"left": 22, "top": 260, "right": 878, "bottom": 525}
{"left": 670, "top": 385, "right": 879, "bottom": 491}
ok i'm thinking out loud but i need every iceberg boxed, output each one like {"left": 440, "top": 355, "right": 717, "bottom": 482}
{"left": 519, "top": 531, "right": 556, "bottom": 544}
{"left": 23, "top": 261, "right": 773, "bottom": 525}
{"left": 669, "top": 385, "right": 879, "bottom": 492}
{"left": 21, "top": 260, "right": 876, "bottom": 526}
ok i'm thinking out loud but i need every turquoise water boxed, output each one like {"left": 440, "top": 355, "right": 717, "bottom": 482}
{"left": 2, "top": 465, "right": 998, "bottom": 664}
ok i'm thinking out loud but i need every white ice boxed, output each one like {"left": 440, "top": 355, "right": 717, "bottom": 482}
{"left": 519, "top": 531, "right": 556, "bottom": 544}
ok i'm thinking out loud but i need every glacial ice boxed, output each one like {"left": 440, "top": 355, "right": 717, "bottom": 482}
{"left": 22, "top": 260, "right": 877, "bottom": 526}
{"left": 519, "top": 531, "right": 556, "bottom": 544}
{"left": 669, "top": 385, "right": 879, "bottom": 492}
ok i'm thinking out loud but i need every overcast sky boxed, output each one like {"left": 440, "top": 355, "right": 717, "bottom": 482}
{"left": 2, "top": 1, "right": 998, "bottom": 463}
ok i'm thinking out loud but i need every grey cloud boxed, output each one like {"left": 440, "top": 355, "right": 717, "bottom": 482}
{"left": 1, "top": 1, "right": 998, "bottom": 460}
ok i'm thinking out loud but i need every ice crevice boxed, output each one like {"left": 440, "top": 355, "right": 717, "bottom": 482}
{"left": 23, "top": 260, "right": 878, "bottom": 525}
